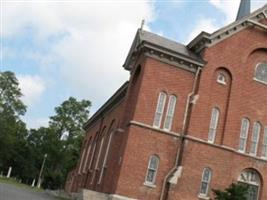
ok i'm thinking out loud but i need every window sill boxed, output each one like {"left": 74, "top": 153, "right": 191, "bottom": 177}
{"left": 253, "top": 77, "right": 267, "bottom": 86}
{"left": 143, "top": 182, "right": 156, "bottom": 188}
{"left": 217, "top": 80, "right": 226, "bottom": 85}
{"left": 198, "top": 194, "right": 210, "bottom": 200}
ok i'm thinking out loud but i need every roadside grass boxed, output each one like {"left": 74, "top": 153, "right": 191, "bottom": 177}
{"left": 0, "top": 176, "right": 43, "bottom": 192}
{"left": 0, "top": 176, "right": 71, "bottom": 199}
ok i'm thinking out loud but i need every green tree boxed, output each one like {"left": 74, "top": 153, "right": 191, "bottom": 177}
{"left": 213, "top": 183, "right": 248, "bottom": 200}
{"left": 30, "top": 97, "right": 91, "bottom": 189}
{"left": 0, "top": 71, "right": 27, "bottom": 172}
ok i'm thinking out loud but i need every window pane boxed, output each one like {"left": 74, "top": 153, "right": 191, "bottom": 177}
{"left": 246, "top": 185, "right": 259, "bottom": 200}
{"left": 153, "top": 92, "right": 166, "bottom": 127}
{"left": 250, "top": 123, "right": 261, "bottom": 155}
{"left": 203, "top": 169, "right": 210, "bottom": 182}
{"left": 163, "top": 95, "right": 176, "bottom": 130}
{"left": 146, "top": 170, "right": 155, "bottom": 183}
{"left": 255, "top": 63, "right": 267, "bottom": 83}
{"left": 239, "top": 138, "right": 246, "bottom": 151}
{"left": 200, "top": 168, "right": 211, "bottom": 196}
{"left": 200, "top": 182, "right": 208, "bottom": 195}
{"left": 239, "top": 118, "right": 249, "bottom": 151}
{"left": 149, "top": 157, "right": 158, "bottom": 169}
{"left": 208, "top": 108, "right": 219, "bottom": 143}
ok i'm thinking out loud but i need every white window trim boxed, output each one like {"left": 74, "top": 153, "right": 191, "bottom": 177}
{"left": 82, "top": 139, "right": 92, "bottom": 173}
{"left": 78, "top": 148, "right": 86, "bottom": 174}
{"left": 145, "top": 155, "right": 159, "bottom": 185}
{"left": 98, "top": 130, "right": 114, "bottom": 184}
{"left": 153, "top": 92, "right": 167, "bottom": 128}
{"left": 249, "top": 122, "right": 261, "bottom": 156}
{"left": 217, "top": 73, "right": 226, "bottom": 85}
{"left": 94, "top": 136, "right": 105, "bottom": 170}
{"left": 163, "top": 95, "right": 177, "bottom": 131}
{"left": 199, "top": 168, "right": 212, "bottom": 197}
{"left": 254, "top": 62, "right": 267, "bottom": 85}
{"left": 88, "top": 141, "right": 97, "bottom": 171}
{"left": 261, "top": 126, "right": 267, "bottom": 159}
{"left": 208, "top": 108, "right": 220, "bottom": 143}
{"left": 238, "top": 118, "right": 250, "bottom": 153}
{"left": 90, "top": 135, "right": 105, "bottom": 185}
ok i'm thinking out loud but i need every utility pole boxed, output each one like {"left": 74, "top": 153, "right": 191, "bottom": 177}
{"left": 37, "top": 153, "right": 47, "bottom": 188}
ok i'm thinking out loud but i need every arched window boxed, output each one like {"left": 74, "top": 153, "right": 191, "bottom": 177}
{"left": 254, "top": 63, "right": 267, "bottom": 84}
{"left": 208, "top": 108, "right": 220, "bottom": 143}
{"left": 217, "top": 73, "right": 226, "bottom": 85}
{"left": 239, "top": 118, "right": 250, "bottom": 152}
{"left": 163, "top": 95, "right": 177, "bottom": 131}
{"left": 145, "top": 155, "right": 159, "bottom": 185}
{"left": 153, "top": 92, "right": 167, "bottom": 128}
{"left": 199, "top": 168, "right": 212, "bottom": 197}
{"left": 238, "top": 169, "right": 261, "bottom": 200}
{"left": 250, "top": 122, "right": 261, "bottom": 156}
{"left": 83, "top": 137, "right": 93, "bottom": 173}
{"left": 261, "top": 126, "right": 267, "bottom": 159}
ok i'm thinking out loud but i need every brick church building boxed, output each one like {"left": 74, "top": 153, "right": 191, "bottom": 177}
{"left": 65, "top": 1, "right": 267, "bottom": 200}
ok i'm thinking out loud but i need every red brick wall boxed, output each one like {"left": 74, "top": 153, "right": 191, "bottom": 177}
{"left": 66, "top": 20, "right": 267, "bottom": 200}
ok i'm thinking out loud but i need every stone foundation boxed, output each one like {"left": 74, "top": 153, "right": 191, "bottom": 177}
{"left": 77, "top": 189, "right": 137, "bottom": 200}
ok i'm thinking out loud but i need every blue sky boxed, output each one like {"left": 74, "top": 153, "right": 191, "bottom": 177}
{"left": 1, "top": 0, "right": 267, "bottom": 129}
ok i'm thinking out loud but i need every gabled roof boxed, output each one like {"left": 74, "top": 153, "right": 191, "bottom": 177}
{"left": 188, "top": 4, "right": 267, "bottom": 53}
{"left": 123, "top": 29, "right": 204, "bottom": 71}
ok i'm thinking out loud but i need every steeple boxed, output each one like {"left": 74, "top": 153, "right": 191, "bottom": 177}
{"left": 236, "top": 0, "right": 251, "bottom": 21}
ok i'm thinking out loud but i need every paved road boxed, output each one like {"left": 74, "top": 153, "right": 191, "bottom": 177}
{"left": 0, "top": 182, "right": 57, "bottom": 200}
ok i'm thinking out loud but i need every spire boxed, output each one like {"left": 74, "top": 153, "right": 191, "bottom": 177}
{"left": 236, "top": 0, "right": 251, "bottom": 21}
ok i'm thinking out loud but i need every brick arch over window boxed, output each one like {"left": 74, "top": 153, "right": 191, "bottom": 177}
{"left": 247, "top": 48, "right": 267, "bottom": 59}
{"left": 243, "top": 46, "right": 267, "bottom": 62}
{"left": 210, "top": 67, "right": 232, "bottom": 144}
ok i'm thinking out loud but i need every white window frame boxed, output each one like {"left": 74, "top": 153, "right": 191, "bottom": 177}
{"left": 78, "top": 146, "right": 86, "bottom": 174}
{"left": 208, "top": 107, "right": 220, "bottom": 143}
{"left": 261, "top": 126, "right": 267, "bottom": 159}
{"left": 145, "top": 155, "right": 159, "bottom": 185}
{"left": 98, "top": 130, "right": 114, "bottom": 184}
{"left": 88, "top": 141, "right": 97, "bottom": 171}
{"left": 91, "top": 134, "right": 106, "bottom": 185}
{"left": 163, "top": 95, "right": 177, "bottom": 131}
{"left": 254, "top": 63, "right": 267, "bottom": 85}
{"left": 82, "top": 138, "right": 92, "bottom": 173}
{"left": 153, "top": 92, "right": 167, "bottom": 128}
{"left": 238, "top": 118, "right": 250, "bottom": 153}
{"left": 217, "top": 73, "right": 226, "bottom": 85}
{"left": 199, "top": 168, "right": 212, "bottom": 197}
{"left": 250, "top": 122, "right": 261, "bottom": 156}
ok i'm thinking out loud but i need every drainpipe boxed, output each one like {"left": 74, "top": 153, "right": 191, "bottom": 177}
{"left": 160, "top": 67, "right": 202, "bottom": 200}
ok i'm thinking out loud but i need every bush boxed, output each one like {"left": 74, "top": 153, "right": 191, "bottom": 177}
{"left": 213, "top": 182, "right": 248, "bottom": 200}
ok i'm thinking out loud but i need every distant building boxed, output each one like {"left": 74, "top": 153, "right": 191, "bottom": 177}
{"left": 65, "top": 1, "right": 267, "bottom": 200}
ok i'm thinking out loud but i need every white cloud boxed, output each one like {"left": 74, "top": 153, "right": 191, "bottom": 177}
{"left": 209, "top": 0, "right": 267, "bottom": 23}
{"left": 17, "top": 75, "right": 45, "bottom": 107}
{"left": 209, "top": 0, "right": 242, "bottom": 23}
{"left": 185, "top": 18, "right": 219, "bottom": 44}
{"left": 186, "top": 0, "right": 267, "bottom": 43}
{"left": 3, "top": 1, "right": 154, "bottom": 110}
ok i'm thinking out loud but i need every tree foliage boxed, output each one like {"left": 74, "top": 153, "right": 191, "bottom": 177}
{"left": 0, "top": 71, "right": 27, "bottom": 172}
{"left": 0, "top": 71, "right": 91, "bottom": 189}
{"left": 213, "top": 183, "right": 248, "bottom": 200}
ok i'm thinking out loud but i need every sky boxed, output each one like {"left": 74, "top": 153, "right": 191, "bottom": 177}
{"left": 1, "top": 0, "right": 267, "bottom": 129}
